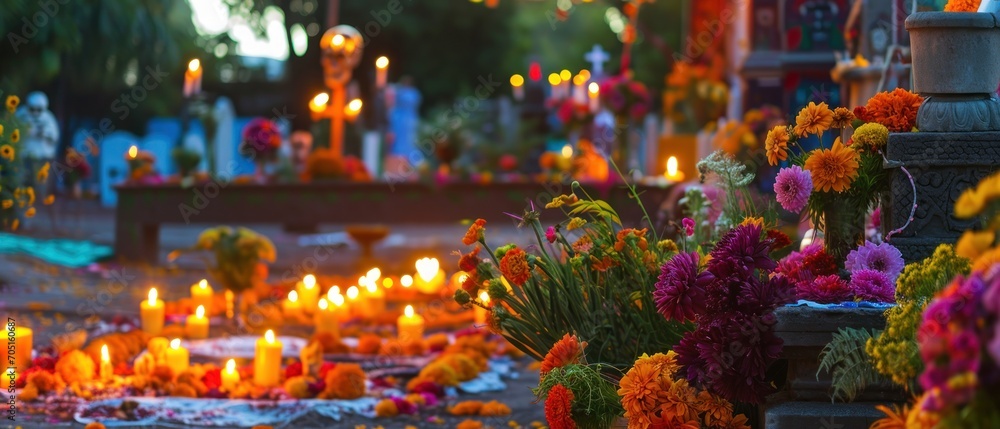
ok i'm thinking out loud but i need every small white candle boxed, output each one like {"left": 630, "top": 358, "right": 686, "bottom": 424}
{"left": 588, "top": 82, "right": 600, "bottom": 113}
{"left": 375, "top": 56, "right": 389, "bottom": 89}
{"left": 166, "top": 338, "right": 190, "bottom": 376}
{"left": 665, "top": 156, "right": 685, "bottom": 182}
{"left": 397, "top": 305, "right": 425, "bottom": 343}
{"left": 140, "top": 288, "right": 165, "bottom": 336}
{"left": 221, "top": 358, "right": 240, "bottom": 392}
{"left": 510, "top": 74, "right": 525, "bottom": 101}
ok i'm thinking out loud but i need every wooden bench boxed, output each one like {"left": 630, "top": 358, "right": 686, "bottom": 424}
{"left": 115, "top": 181, "right": 673, "bottom": 264}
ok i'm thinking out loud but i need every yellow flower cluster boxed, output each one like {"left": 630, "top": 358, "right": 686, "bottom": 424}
{"left": 851, "top": 123, "right": 889, "bottom": 150}
{"left": 866, "top": 244, "right": 970, "bottom": 388}
{"left": 954, "top": 171, "right": 1000, "bottom": 269}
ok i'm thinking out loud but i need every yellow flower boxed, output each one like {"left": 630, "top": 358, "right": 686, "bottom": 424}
{"left": 37, "top": 163, "right": 50, "bottom": 182}
{"left": 1, "top": 200, "right": 11, "bottom": 209}
{"left": 11, "top": 129, "right": 19, "bottom": 143}
{"left": 793, "top": 101, "right": 834, "bottom": 137}
{"left": 764, "top": 125, "right": 789, "bottom": 166}
{"left": 0, "top": 144, "right": 13, "bottom": 161}
{"left": 972, "top": 247, "right": 1000, "bottom": 273}
{"left": 11, "top": 218, "right": 18, "bottom": 231}
{"left": 545, "top": 194, "right": 579, "bottom": 209}
{"left": 851, "top": 123, "right": 889, "bottom": 150}
{"left": 44, "top": 194, "right": 55, "bottom": 205}
{"left": 955, "top": 230, "right": 995, "bottom": 260}
{"left": 740, "top": 217, "right": 764, "bottom": 228}
{"left": 955, "top": 187, "right": 987, "bottom": 219}
{"left": 25, "top": 207, "right": 36, "bottom": 218}
{"left": 0, "top": 124, "right": 4, "bottom": 136}
{"left": 566, "top": 217, "right": 587, "bottom": 230}
{"left": 803, "top": 138, "right": 859, "bottom": 193}
{"left": 6, "top": 95, "right": 19, "bottom": 113}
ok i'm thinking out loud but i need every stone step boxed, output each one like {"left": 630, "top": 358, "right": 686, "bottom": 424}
{"left": 763, "top": 401, "right": 889, "bottom": 429}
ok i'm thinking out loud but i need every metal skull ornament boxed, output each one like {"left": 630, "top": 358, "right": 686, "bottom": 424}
{"left": 320, "top": 25, "right": 363, "bottom": 87}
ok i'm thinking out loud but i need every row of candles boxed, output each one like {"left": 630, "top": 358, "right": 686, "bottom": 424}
{"left": 509, "top": 69, "right": 600, "bottom": 112}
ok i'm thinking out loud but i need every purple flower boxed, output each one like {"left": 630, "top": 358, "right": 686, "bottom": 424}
{"left": 849, "top": 269, "right": 895, "bottom": 303}
{"left": 545, "top": 226, "right": 557, "bottom": 243}
{"left": 795, "top": 274, "right": 852, "bottom": 303}
{"left": 845, "top": 241, "right": 905, "bottom": 280}
{"left": 774, "top": 166, "right": 812, "bottom": 213}
{"left": 708, "top": 223, "right": 776, "bottom": 278}
{"left": 654, "top": 252, "right": 707, "bottom": 323}
{"left": 391, "top": 397, "right": 418, "bottom": 415}
{"left": 682, "top": 217, "right": 695, "bottom": 236}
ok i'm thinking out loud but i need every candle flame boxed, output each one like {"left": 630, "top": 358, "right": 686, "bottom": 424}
{"left": 318, "top": 298, "right": 329, "bottom": 311}
{"left": 458, "top": 273, "right": 469, "bottom": 284}
{"left": 400, "top": 275, "right": 413, "bottom": 288}
{"left": 561, "top": 144, "right": 573, "bottom": 158}
{"left": 331, "top": 293, "right": 345, "bottom": 307}
{"left": 366, "top": 268, "right": 381, "bottom": 282}
{"left": 588, "top": 82, "right": 599, "bottom": 97}
{"left": 309, "top": 92, "right": 330, "bottom": 113}
{"left": 366, "top": 282, "right": 377, "bottom": 293}
{"left": 198, "top": 279, "right": 208, "bottom": 290}
{"left": 415, "top": 257, "right": 440, "bottom": 282}
{"left": 303, "top": 274, "right": 316, "bottom": 289}
{"left": 188, "top": 59, "right": 200, "bottom": 73}
{"left": 288, "top": 290, "right": 299, "bottom": 303}
{"left": 128, "top": 145, "right": 138, "bottom": 159}
{"left": 170, "top": 338, "right": 181, "bottom": 350}
{"left": 346, "top": 286, "right": 359, "bottom": 300}
{"left": 479, "top": 290, "right": 490, "bottom": 304}
{"left": 148, "top": 288, "right": 158, "bottom": 306}
{"left": 559, "top": 69, "right": 572, "bottom": 81}
{"left": 225, "top": 359, "right": 236, "bottom": 373}
{"left": 358, "top": 276, "right": 368, "bottom": 288}
{"left": 327, "top": 285, "right": 340, "bottom": 300}
{"left": 375, "top": 56, "right": 389, "bottom": 69}
{"left": 578, "top": 69, "right": 591, "bottom": 81}
{"left": 404, "top": 305, "right": 414, "bottom": 318}
{"left": 196, "top": 305, "right": 205, "bottom": 318}
{"left": 667, "top": 156, "right": 678, "bottom": 177}
{"left": 382, "top": 278, "right": 393, "bottom": 288}
{"left": 547, "top": 73, "right": 561, "bottom": 86}
{"left": 101, "top": 344, "right": 110, "bottom": 362}
{"left": 346, "top": 98, "right": 363, "bottom": 113}
{"left": 265, "top": 329, "right": 275, "bottom": 343}
{"left": 332, "top": 34, "right": 344, "bottom": 47}
{"left": 572, "top": 74, "right": 587, "bottom": 86}
{"left": 510, "top": 74, "right": 524, "bottom": 87}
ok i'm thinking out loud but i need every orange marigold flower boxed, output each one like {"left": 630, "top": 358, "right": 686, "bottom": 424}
{"left": 804, "top": 138, "right": 859, "bottom": 193}
{"left": 764, "top": 125, "right": 789, "bottom": 166}
{"left": 375, "top": 398, "right": 399, "bottom": 417}
{"left": 459, "top": 246, "right": 482, "bottom": 272}
{"left": 945, "top": 0, "right": 981, "bottom": 12}
{"left": 6, "top": 95, "right": 19, "bottom": 113}
{"left": 793, "top": 101, "right": 834, "bottom": 137}
{"left": 614, "top": 228, "right": 648, "bottom": 252}
{"left": 618, "top": 361, "right": 668, "bottom": 428}
{"left": 636, "top": 352, "right": 679, "bottom": 377}
{"left": 590, "top": 255, "right": 618, "bottom": 272}
{"left": 322, "top": 363, "right": 367, "bottom": 399}
{"left": 450, "top": 400, "right": 485, "bottom": 415}
{"left": 831, "top": 107, "right": 855, "bottom": 129}
{"left": 696, "top": 391, "right": 734, "bottom": 427}
{"left": 480, "top": 400, "right": 511, "bottom": 416}
{"left": 871, "top": 403, "right": 909, "bottom": 429}
{"left": 661, "top": 377, "right": 699, "bottom": 423}
{"left": 740, "top": 217, "right": 764, "bottom": 228}
{"left": 720, "top": 413, "right": 752, "bottom": 429}
{"left": 456, "top": 419, "right": 484, "bottom": 429}
{"left": 463, "top": 219, "right": 487, "bottom": 246}
{"left": 499, "top": 247, "right": 530, "bottom": 286}
{"left": 541, "top": 333, "right": 586, "bottom": 378}
{"left": 972, "top": 247, "right": 1000, "bottom": 273}
{"left": 572, "top": 235, "right": 594, "bottom": 254}
{"left": 545, "top": 384, "right": 576, "bottom": 429}
{"left": 862, "top": 88, "right": 923, "bottom": 132}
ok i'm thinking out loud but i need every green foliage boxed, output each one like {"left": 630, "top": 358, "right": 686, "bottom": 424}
{"left": 0, "top": 100, "right": 28, "bottom": 230}
{"left": 535, "top": 364, "right": 623, "bottom": 429}
{"left": 866, "top": 244, "right": 970, "bottom": 389}
{"left": 171, "top": 226, "right": 277, "bottom": 293}
{"left": 172, "top": 147, "right": 202, "bottom": 176}
{"left": 938, "top": 389, "right": 1000, "bottom": 429}
{"left": 817, "top": 327, "right": 890, "bottom": 403}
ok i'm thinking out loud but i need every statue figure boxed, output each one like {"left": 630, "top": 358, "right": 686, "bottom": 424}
{"left": 387, "top": 76, "right": 422, "bottom": 169}
{"left": 16, "top": 91, "right": 60, "bottom": 186}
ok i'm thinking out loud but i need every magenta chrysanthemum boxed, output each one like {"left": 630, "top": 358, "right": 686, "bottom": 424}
{"left": 845, "top": 241, "right": 905, "bottom": 280}
{"left": 849, "top": 269, "right": 895, "bottom": 303}
{"left": 795, "top": 274, "right": 852, "bottom": 303}
{"left": 654, "top": 251, "right": 707, "bottom": 323}
{"left": 774, "top": 166, "right": 812, "bottom": 213}
{"left": 708, "top": 223, "right": 775, "bottom": 278}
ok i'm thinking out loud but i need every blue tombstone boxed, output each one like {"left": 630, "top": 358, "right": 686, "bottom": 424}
{"left": 99, "top": 131, "right": 139, "bottom": 207}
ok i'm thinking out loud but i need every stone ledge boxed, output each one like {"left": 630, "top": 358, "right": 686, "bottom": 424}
{"left": 763, "top": 401, "right": 891, "bottom": 429}
{"left": 887, "top": 131, "right": 1000, "bottom": 165}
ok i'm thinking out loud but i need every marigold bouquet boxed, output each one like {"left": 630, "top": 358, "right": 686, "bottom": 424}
{"left": 453, "top": 183, "right": 689, "bottom": 372}
{"left": 0, "top": 94, "right": 46, "bottom": 231}
{"left": 663, "top": 61, "right": 728, "bottom": 133}
{"left": 170, "top": 226, "right": 277, "bottom": 294}
{"left": 766, "top": 90, "right": 922, "bottom": 262}
{"left": 239, "top": 117, "right": 282, "bottom": 162}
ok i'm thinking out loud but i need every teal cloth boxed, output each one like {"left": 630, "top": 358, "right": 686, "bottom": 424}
{"left": 0, "top": 233, "right": 112, "bottom": 268}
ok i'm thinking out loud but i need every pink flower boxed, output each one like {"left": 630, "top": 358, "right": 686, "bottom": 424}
{"left": 795, "top": 274, "right": 852, "bottom": 303}
{"left": 849, "top": 269, "right": 895, "bottom": 303}
{"left": 545, "top": 226, "right": 557, "bottom": 243}
{"left": 682, "top": 218, "right": 695, "bottom": 236}
{"left": 774, "top": 166, "right": 812, "bottom": 213}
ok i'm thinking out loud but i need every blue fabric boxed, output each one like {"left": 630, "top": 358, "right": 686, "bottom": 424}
{"left": 388, "top": 86, "right": 421, "bottom": 157}
{"left": 786, "top": 299, "right": 896, "bottom": 309}
{"left": 0, "top": 233, "right": 112, "bottom": 268}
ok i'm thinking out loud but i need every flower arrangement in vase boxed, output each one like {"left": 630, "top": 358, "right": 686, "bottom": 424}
{"left": 599, "top": 74, "right": 651, "bottom": 170}
{"left": 766, "top": 89, "right": 922, "bottom": 264}
{"left": 0, "top": 94, "right": 47, "bottom": 231}
{"left": 239, "top": 117, "right": 282, "bottom": 182}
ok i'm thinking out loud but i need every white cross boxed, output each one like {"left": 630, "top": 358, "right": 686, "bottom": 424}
{"left": 584, "top": 44, "right": 610, "bottom": 77}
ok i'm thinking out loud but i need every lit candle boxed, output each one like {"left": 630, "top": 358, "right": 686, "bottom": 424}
{"left": 474, "top": 291, "right": 490, "bottom": 326}
{"left": 296, "top": 274, "right": 320, "bottom": 314}
{"left": 99, "top": 344, "right": 113, "bottom": 381}
{"left": 183, "top": 59, "right": 202, "bottom": 98}
{"left": 190, "top": 279, "right": 213, "bottom": 316}
{"left": 366, "top": 268, "right": 381, "bottom": 284}
{"left": 559, "top": 69, "right": 572, "bottom": 99}
{"left": 548, "top": 73, "right": 562, "bottom": 98}
{"left": 397, "top": 305, "right": 425, "bottom": 343}
{"left": 314, "top": 298, "right": 340, "bottom": 338}
{"left": 221, "top": 359, "right": 240, "bottom": 392}
{"left": 665, "top": 156, "right": 685, "bottom": 182}
{"left": 344, "top": 99, "right": 363, "bottom": 121}
{"left": 12, "top": 326, "right": 32, "bottom": 373}
{"left": 400, "top": 275, "right": 413, "bottom": 288}
{"left": 147, "top": 337, "right": 170, "bottom": 363}
{"left": 510, "top": 74, "right": 525, "bottom": 101}
{"left": 127, "top": 145, "right": 138, "bottom": 160}
{"left": 560, "top": 144, "right": 574, "bottom": 171}
{"left": 363, "top": 282, "right": 386, "bottom": 319}
{"left": 283, "top": 290, "right": 302, "bottom": 316}
{"left": 414, "top": 257, "right": 445, "bottom": 294}
{"left": 345, "top": 285, "right": 364, "bottom": 319}
{"left": 572, "top": 74, "right": 587, "bottom": 104}
{"left": 186, "top": 305, "right": 210, "bottom": 340}
{"left": 253, "top": 330, "right": 283, "bottom": 387}
{"left": 309, "top": 92, "right": 330, "bottom": 114}
{"left": 330, "top": 292, "right": 348, "bottom": 322}
{"left": 327, "top": 285, "right": 340, "bottom": 301}
{"left": 166, "top": 338, "right": 190, "bottom": 376}
{"left": 140, "top": 288, "right": 165, "bottom": 336}
{"left": 588, "top": 82, "right": 600, "bottom": 113}
{"left": 375, "top": 56, "right": 389, "bottom": 89}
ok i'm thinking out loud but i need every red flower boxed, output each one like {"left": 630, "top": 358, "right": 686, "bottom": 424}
{"left": 459, "top": 246, "right": 482, "bottom": 272}
{"left": 541, "top": 334, "right": 587, "bottom": 378}
{"left": 462, "top": 219, "right": 487, "bottom": 246}
{"left": 285, "top": 361, "right": 303, "bottom": 379}
{"left": 499, "top": 247, "right": 531, "bottom": 286}
{"left": 765, "top": 229, "right": 791, "bottom": 251}
{"left": 545, "top": 384, "right": 577, "bottom": 429}
{"left": 201, "top": 367, "right": 222, "bottom": 390}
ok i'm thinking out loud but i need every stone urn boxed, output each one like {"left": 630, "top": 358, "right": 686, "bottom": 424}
{"left": 907, "top": 12, "right": 1000, "bottom": 132}
{"left": 884, "top": 12, "right": 1000, "bottom": 263}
